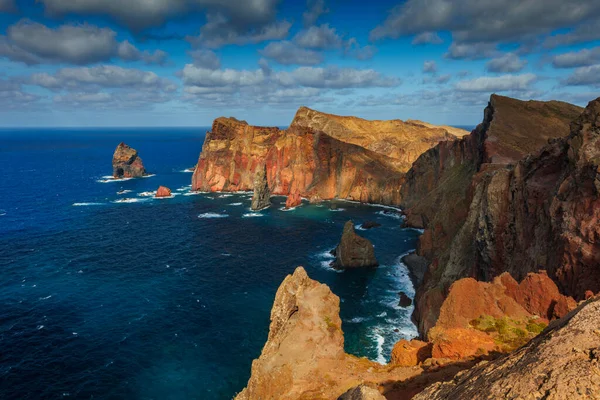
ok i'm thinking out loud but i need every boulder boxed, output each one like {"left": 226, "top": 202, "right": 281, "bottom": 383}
{"left": 112, "top": 142, "right": 146, "bottom": 178}
{"left": 338, "top": 385, "right": 386, "bottom": 400}
{"left": 361, "top": 221, "right": 381, "bottom": 229}
{"left": 250, "top": 164, "right": 271, "bottom": 211}
{"left": 399, "top": 292, "right": 412, "bottom": 307}
{"left": 390, "top": 339, "right": 431, "bottom": 367}
{"left": 331, "top": 221, "right": 378, "bottom": 269}
{"left": 155, "top": 186, "right": 172, "bottom": 198}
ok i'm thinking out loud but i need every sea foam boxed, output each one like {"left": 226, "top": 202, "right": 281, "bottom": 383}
{"left": 198, "top": 212, "right": 229, "bottom": 218}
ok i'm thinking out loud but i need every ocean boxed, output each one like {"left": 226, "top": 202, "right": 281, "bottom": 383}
{"left": 0, "top": 128, "right": 421, "bottom": 400}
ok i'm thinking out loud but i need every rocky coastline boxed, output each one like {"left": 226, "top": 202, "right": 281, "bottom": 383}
{"left": 188, "top": 96, "right": 600, "bottom": 399}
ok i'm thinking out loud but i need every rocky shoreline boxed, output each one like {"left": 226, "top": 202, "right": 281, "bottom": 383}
{"left": 187, "top": 95, "right": 600, "bottom": 399}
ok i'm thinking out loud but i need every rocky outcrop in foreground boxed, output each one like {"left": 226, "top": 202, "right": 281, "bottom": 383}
{"left": 192, "top": 108, "right": 468, "bottom": 206}
{"left": 401, "top": 95, "right": 591, "bottom": 336}
{"left": 112, "top": 142, "right": 146, "bottom": 178}
{"left": 251, "top": 164, "right": 271, "bottom": 211}
{"left": 414, "top": 296, "right": 600, "bottom": 400}
{"left": 331, "top": 221, "right": 378, "bottom": 269}
{"left": 155, "top": 186, "right": 172, "bottom": 198}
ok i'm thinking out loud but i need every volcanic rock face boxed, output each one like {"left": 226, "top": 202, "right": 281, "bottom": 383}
{"left": 332, "top": 221, "right": 378, "bottom": 269}
{"left": 285, "top": 191, "right": 302, "bottom": 209}
{"left": 192, "top": 108, "right": 468, "bottom": 206}
{"left": 155, "top": 186, "right": 171, "bottom": 198}
{"left": 235, "top": 267, "right": 418, "bottom": 400}
{"left": 112, "top": 142, "right": 146, "bottom": 178}
{"left": 413, "top": 297, "right": 600, "bottom": 400}
{"left": 251, "top": 164, "right": 271, "bottom": 211}
{"left": 401, "top": 95, "right": 588, "bottom": 336}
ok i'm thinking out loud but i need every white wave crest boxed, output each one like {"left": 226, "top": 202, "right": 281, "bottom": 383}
{"left": 376, "top": 210, "right": 404, "bottom": 220}
{"left": 138, "top": 191, "right": 156, "bottom": 197}
{"left": 112, "top": 198, "right": 149, "bottom": 204}
{"left": 73, "top": 202, "right": 104, "bottom": 206}
{"left": 242, "top": 212, "right": 264, "bottom": 218}
{"left": 198, "top": 212, "right": 229, "bottom": 218}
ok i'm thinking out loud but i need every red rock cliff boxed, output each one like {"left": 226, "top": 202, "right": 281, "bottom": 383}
{"left": 192, "top": 108, "right": 468, "bottom": 206}
{"left": 401, "top": 95, "right": 599, "bottom": 337}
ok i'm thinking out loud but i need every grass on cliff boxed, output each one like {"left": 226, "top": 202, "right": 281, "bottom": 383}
{"left": 471, "top": 315, "right": 547, "bottom": 352}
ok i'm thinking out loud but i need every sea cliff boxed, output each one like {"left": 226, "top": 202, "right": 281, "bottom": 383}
{"left": 192, "top": 108, "right": 468, "bottom": 206}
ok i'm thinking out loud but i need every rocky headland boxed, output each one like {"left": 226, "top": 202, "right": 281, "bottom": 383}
{"left": 232, "top": 95, "right": 600, "bottom": 399}
{"left": 112, "top": 142, "right": 146, "bottom": 178}
{"left": 192, "top": 107, "right": 468, "bottom": 206}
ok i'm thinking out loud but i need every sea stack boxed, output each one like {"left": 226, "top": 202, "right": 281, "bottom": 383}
{"left": 285, "top": 191, "right": 302, "bottom": 209}
{"left": 155, "top": 186, "right": 172, "bottom": 198}
{"left": 251, "top": 164, "right": 271, "bottom": 211}
{"left": 332, "top": 221, "right": 378, "bottom": 269}
{"left": 112, "top": 142, "right": 146, "bottom": 178}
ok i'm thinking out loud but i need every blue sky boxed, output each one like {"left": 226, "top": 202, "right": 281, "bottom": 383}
{"left": 0, "top": 0, "right": 599, "bottom": 127}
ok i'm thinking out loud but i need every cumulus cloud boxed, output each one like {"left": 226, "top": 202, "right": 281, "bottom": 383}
{"left": 188, "top": 16, "right": 291, "bottom": 48}
{"left": 40, "top": 0, "right": 281, "bottom": 31}
{"left": 293, "top": 24, "right": 342, "bottom": 50}
{"left": 29, "top": 65, "right": 177, "bottom": 92}
{"left": 445, "top": 42, "right": 497, "bottom": 60}
{"left": 423, "top": 61, "right": 437, "bottom": 74}
{"left": 181, "top": 65, "right": 266, "bottom": 88}
{"left": 370, "top": 0, "right": 600, "bottom": 44}
{"left": 563, "top": 65, "right": 600, "bottom": 86}
{"left": 276, "top": 66, "right": 400, "bottom": 89}
{"left": 344, "top": 38, "right": 377, "bottom": 61}
{"left": 0, "top": 20, "right": 167, "bottom": 65}
{"left": 0, "top": 78, "right": 40, "bottom": 110}
{"left": 412, "top": 32, "right": 443, "bottom": 45}
{"left": 303, "top": 0, "right": 328, "bottom": 27}
{"left": 455, "top": 73, "right": 538, "bottom": 92}
{"left": 486, "top": 53, "right": 527, "bottom": 73}
{"left": 260, "top": 41, "right": 323, "bottom": 65}
{"left": 552, "top": 47, "right": 600, "bottom": 68}
{"left": 188, "top": 49, "right": 221, "bottom": 69}
{"left": 543, "top": 20, "right": 600, "bottom": 48}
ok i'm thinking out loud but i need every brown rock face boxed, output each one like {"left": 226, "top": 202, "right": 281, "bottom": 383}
{"left": 332, "top": 221, "right": 378, "bottom": 269}
{"left": 401, "top": 95, "right": 588, "bottom": 337}
{"left": 235, "top": 267, "right": 425, "bottom": 400}
{"left": 414, "top": 298, "right": 600, "bottom": 400}
{"left": 112, "top": 142, "right": 146, "bottom": 178}
{"left": 251, "top": 164, "right": 271, "bottom": 211}
{"left": 285, "top": 191, "right": 302, "bottom": 209}
{"left": 337, "top": 385, "right": 386, "bottom": 400}
{"left": 390, "top": 339, "right": 431, "bottom": 367}
{"left": 155, "top": 186, "right": 172, "bottom": 198}
{"left": 192, "top": 108, "right": 468, "bottom": 206}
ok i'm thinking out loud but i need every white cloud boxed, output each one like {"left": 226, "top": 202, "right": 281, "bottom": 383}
{"left": 486, "top": 53, "right": 527, "bottom": 73}
{"left": 303, "top": 0, "right": 328, "bottom": 27}
{"left": 564, "top": 64, "right": 600, "bottom": 86}
{"left": 293, "top": 24, "right": 342, "bottom": 50}
{"left": 423, "top": 61, "right": 437, "bottom": 74}
{"left": 412, "top": 32, "right": 443, "bottom": 45}
{"left": 552, "top": 47, "right": 600, "bottom": 68}
{"left": 260, "top": 41, "right": 323, "bottom": 65}
{"left": 456, "top": 73, "right": 537, "bottom": 92}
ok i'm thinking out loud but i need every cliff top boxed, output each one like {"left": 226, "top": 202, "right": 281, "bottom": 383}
{"left": 484, "top": 94, "right": 583, "bottom": 164}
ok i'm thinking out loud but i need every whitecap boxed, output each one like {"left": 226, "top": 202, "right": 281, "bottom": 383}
{"left": 142, "top": 174, "right": 156, "bottom": 178}
{"left": 376, "top": 210, "right": 404, "bottom": 220}
{"left": 328, "top": 208, "right": 346, "bottom": 212}
{"left": 117, "top": 190, "right": 132, "bottom": 195}
{"left": 138, "top": 191, "right": 156, "bottom": 197}
{"left": 155, "top": 195, "right": 175, "bottom": 199}
{"left": 39, "top": 295, "right": 52, "bottom": 300}
{"left": 72, "top": 202, "right": 104, "bottom": 207}
{"left": 218, "top": 194, "right": 233, "bottom": 198}
{"left": 0, "top": 209, "right": 6, "bottom": 216}
{"left": 228, "top": 202, "right": 243, "bottom": 206}
{"left": 355, "top": 224, "right": 366, "bottom": 231}
{"left": 374, "top": 332, "right": 386, "bottom": 364}
{"left": 242, "top": 212, "right": 264, "bottom": 218}
{"left": 197, "top": 212, "right": 229, "bottom": 218}
{"left": 180, "top": 168, "right": 194, "bottom": 173}
{"left": 112, "top": 198, "right": 149, "bottom": 204}
{"left": 97, "top": 177, "right": 132, "bottom": 183}
{"left": 184, "top": 191, "right": 203, "bottom": 196}
{"left": 37, "top": 325, "right": 45, "bottom": 330}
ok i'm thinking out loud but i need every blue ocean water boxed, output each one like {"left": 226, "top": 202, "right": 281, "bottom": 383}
{"left": 0, "top": 128, "right": 421, "bottom": 400}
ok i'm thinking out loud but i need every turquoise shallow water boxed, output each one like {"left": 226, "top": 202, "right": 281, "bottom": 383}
{"left": 0, "top": 128, "right": 420, "bottom": 399}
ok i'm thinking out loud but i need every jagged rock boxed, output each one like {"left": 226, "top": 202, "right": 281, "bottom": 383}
{"left": 414, "top": 298, "right": 600, "bottom": 400}
{"left": 331, "top": 221, "right": 378, "bottom": 269}
{"left": 285, "top": 191, "right": 302, "bottom": 209}
{"left": 399, "top": 292, "right": 412, "bottom": 307}
{"left": 155, "top": 186, "right": 172, "bottom": 198}
{"left": 192, "top": 107, "right": 468, "bottom": 205}
{"left": 402, "top": 253, "right": 429, "bottom": 288}
{"left": 390, "top": 339, "right": 431, "bottom": 367}
{"left": 337, "top": 385, "right": 386, "bottom": 400}
{"left": 235, "top": 267, "right": 421, "bottom": 400}
{"left": 112, "top": 142, "right": 146, "bottom": 178}
{"left": 251, "top": 164, "right": 271, "bottom": 211}
{"left": 361, "top": 221, "right": 381, "bottom": 229}
{"left": 400, "top": 94, "right": 588, "bottom": 337}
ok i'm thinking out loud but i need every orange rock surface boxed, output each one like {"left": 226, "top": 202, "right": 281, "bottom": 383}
{"left": 155, "top": 186, "right": 172, "bottom": 198}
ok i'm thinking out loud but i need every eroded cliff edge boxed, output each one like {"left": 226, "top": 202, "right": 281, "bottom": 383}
{"left": 192, "top": 108, "right": 468, "bottom": 206}
{"left": 401, "top": 95, "right": 600, "bottom": 337}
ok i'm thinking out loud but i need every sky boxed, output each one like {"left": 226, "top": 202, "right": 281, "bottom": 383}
{"left": 0, "top": 0, "right": 599, "bottom": 127}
